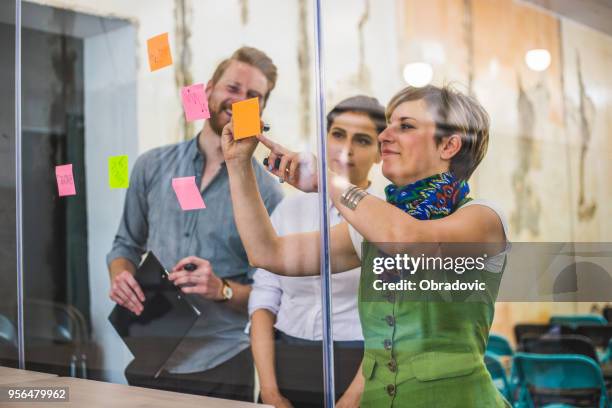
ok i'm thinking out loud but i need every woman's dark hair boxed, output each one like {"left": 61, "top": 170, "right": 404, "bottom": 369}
{"left": 326, "top": 95, "right": 386, "bottom": 135}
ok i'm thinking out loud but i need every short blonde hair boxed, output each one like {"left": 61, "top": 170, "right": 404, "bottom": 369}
{"left": 211, "top": 47, "right": 278, "bottom": 104}
{"left": 386, "top": 85, "right": 490, "bottom": 181}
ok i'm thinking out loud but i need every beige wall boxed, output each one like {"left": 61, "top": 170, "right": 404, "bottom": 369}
{"left": 397, "top": 0, "right": 612, "bottom": 342}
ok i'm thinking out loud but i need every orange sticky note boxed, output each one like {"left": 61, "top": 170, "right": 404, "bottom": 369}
{"left": 147, "top": 33, "right": 173, "bottom": 72}
{"left": 232, "top": 98, "right": 260, "bottom": 139}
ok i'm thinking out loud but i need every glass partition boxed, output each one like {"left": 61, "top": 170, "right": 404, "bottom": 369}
{"left": 0, "top": 0, "right": 18, "bottom": 370}
{"left": 5, "top": 0, "right": 612, "bottom": 407}
{"left": 16, "top": 0, "right": 324, "bottom": 404}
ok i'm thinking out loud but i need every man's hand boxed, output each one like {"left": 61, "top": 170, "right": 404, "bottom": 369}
{"left": 258, "top": 133, "right": 319, "bottom": 193}
{"left": 168, "top": 256, "right": 223, "bottom": 300}
{"left": 109, "top": 270, "right": 145, "bottom": 315}
{"left": 221, "top": 118, "right": 260, "bottom": 164}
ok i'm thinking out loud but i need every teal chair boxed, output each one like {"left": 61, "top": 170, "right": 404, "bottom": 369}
{"left": 485, "top": 351, "right": 513, "bottom": 403}
{"left": 0, "top": 314, "right": 17, "bottom": 347}
{"left": 603, "top": 338, "right": 612, "bottom": 364}
{"left": 550, "top": 314, "right": 607, "bottom": 329}
{"left": 512, "top": 352, "right": 609, "bottom": 408}
{"left": 488, "top": 333, "right": 514, "bottom": 357}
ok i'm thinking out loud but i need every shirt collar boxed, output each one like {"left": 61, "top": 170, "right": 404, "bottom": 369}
{"left": 190, "top": 132, "right": 228, "bottom": 169}
{"left": 189, "top": 133, "right": 203, "bottom": 161}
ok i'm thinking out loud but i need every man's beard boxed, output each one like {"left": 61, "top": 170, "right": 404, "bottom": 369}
{"left": 208, "top": 100, "right": 231, "bottom": 136}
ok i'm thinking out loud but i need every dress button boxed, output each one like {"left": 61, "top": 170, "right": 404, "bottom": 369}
{"left": 387, "top": 359, "right": 397, "bottom": 372}
{"left": 385, "top": 315, "right": 395, "bottom": 327}
{"left": 383, "top": 339, "right": 392, "bottom": 350}
{"left": 386, "top": 384, "right": 396, "bottom": 396}
{"left": 184, "top": 232, "right": 190, "bottom": 237}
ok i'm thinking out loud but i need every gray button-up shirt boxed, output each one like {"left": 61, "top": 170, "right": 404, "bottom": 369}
{"left": 106, "top": 135, "right": 283, "bottom": 373}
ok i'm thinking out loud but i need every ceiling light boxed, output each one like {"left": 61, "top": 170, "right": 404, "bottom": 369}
{"left": 403, "top": 62, "right": 433, "bottom": 87}
{"left": 525, "top": 49, "right": 551, "bottom": 72}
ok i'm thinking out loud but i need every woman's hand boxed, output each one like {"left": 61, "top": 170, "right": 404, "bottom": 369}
{"left": 336, "top": 390, "right": 361, "bottom": 408}
{"left": 335, "top": 362, "right": 364, "bottom": 408}
{"left": 221, "top": 119, "right": 260, "bottom": 164}
{"left": 257, "top": 133, "right": 319, "bottom": 193}
{"left": 260, "top": 389, "right": 294, "bottom": 408}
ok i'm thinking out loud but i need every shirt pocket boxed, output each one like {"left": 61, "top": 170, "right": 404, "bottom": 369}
{"left": 409, "top": 348, "right": 479, "bottom": 382}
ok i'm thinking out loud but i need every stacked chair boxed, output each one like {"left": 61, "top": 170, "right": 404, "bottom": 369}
{"left": 485, "top": 350, "right": 513, "bottom": 402}
{"left": 550, "top": 315, "right": 608, "bottom": 329}
{"left": 492, "top": 308, "right": 612, "bottom": 408}
{"left": 508, "top": 314, "right": 612, "bottom": 407}
{"left": 486, "top": 334, "right": 515, "bottom": 404}
{"left": 13, "top": 299, "right": 92, "bottom": 378}
{"left": 0, "top": 314, "right": 18, "bottom": 368}
{"left": 512, "top": 353, "right": 608, "bottom": 408}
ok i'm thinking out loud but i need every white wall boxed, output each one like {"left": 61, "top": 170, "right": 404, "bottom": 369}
{"left": 84, "top": 24, "right": 138, "bottom": 382}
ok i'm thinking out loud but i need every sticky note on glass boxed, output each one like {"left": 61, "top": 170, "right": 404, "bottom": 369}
{"left": 109, "top": 155, "right": 129, "bottom": 189}
{"left": 181, "top": 84, "right": 210, "bottom": 122}
{"left": 147, "top": 33, "right": 173, "bottom": 72}
{"left": 172, "top": 176, "right": 206, "bottom": 211}
{"left": 55, "top": 164, "right": 76, "bottom": 197}
{"left": 232, "top": 97, "right": 260, "bottom": 139}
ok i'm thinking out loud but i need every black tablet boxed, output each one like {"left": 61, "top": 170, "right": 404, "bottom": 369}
{"left": 108, "top": 252, "right": 201, "bottom": 378}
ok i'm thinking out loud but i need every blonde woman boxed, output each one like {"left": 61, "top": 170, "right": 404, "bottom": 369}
{"left": 191, "top": 84, "right": 510, "bottom": 407}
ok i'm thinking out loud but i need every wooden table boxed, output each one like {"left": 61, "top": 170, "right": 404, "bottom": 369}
{"left": 0, "top": 366, "right": 57, "bottom": 385}
{"left": 0, "top": 376, "right": 271, "bottom": 407}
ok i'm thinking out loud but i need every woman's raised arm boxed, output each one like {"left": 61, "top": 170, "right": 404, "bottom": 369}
{"left": 328, "top": 182, "right": 506, "bottom": 248}
{"left": 221, "top": 120, "right": 360, "bottom": 276}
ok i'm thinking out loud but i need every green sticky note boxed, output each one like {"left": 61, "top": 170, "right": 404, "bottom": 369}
{"left": 109, "top": 155, "right": 129, "bottom": 189}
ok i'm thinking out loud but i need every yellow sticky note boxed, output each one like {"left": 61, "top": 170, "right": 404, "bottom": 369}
{"left": 109, "top": 155, "right": 129, "bottom": 189}
{"left": 232, "top": 98, "right": 261, "bottom": 139}
{"left": 147, "top": 33, "right": 173, "bottom": 72}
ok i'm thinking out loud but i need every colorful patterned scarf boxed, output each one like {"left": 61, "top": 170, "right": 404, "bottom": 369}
{"left": 384, "top": 172, "right": 470, "bottom": 220}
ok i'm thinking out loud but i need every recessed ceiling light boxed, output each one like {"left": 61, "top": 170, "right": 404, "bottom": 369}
{"left": 525, "top": 49, "right": 551, "bottom": 72}
{"left": 403, "top": 62, "right": 433, "bottom": 87}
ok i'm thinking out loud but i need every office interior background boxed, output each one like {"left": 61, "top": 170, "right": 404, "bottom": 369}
{"left": 0, "top": 0, "right": 611, "bottom": 400}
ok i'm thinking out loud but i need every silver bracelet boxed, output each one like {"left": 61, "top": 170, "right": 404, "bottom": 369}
{"left": 340, "top": 185, "right": 368, "bottom": 210}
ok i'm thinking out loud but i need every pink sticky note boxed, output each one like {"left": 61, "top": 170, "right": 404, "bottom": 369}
{"left": 55, "top": 164, "right": 76, "bottom": 197}
{"left": 172, "top": 176, "right": 206, "bottom": 211}
{"left": 181, "top": 84, "right": 210, "bottom": 122}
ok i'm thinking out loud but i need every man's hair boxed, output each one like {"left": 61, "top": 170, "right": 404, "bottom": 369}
{"left": 326, "top": 95, "right": 386, "bottom": 135}
{"left": 210, "top": 46, "right": 278, "bottom": 104}
{"left": 386, "top": 84, "right": 490, "bottom": 181}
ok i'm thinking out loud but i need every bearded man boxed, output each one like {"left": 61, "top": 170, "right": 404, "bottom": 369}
{"left": 106, "top": 47, "right": 283, "bottom": 401}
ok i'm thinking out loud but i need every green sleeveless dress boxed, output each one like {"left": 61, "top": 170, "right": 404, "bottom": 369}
{"left": 357, "top": 206, "right": 510, "bottom": 407}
